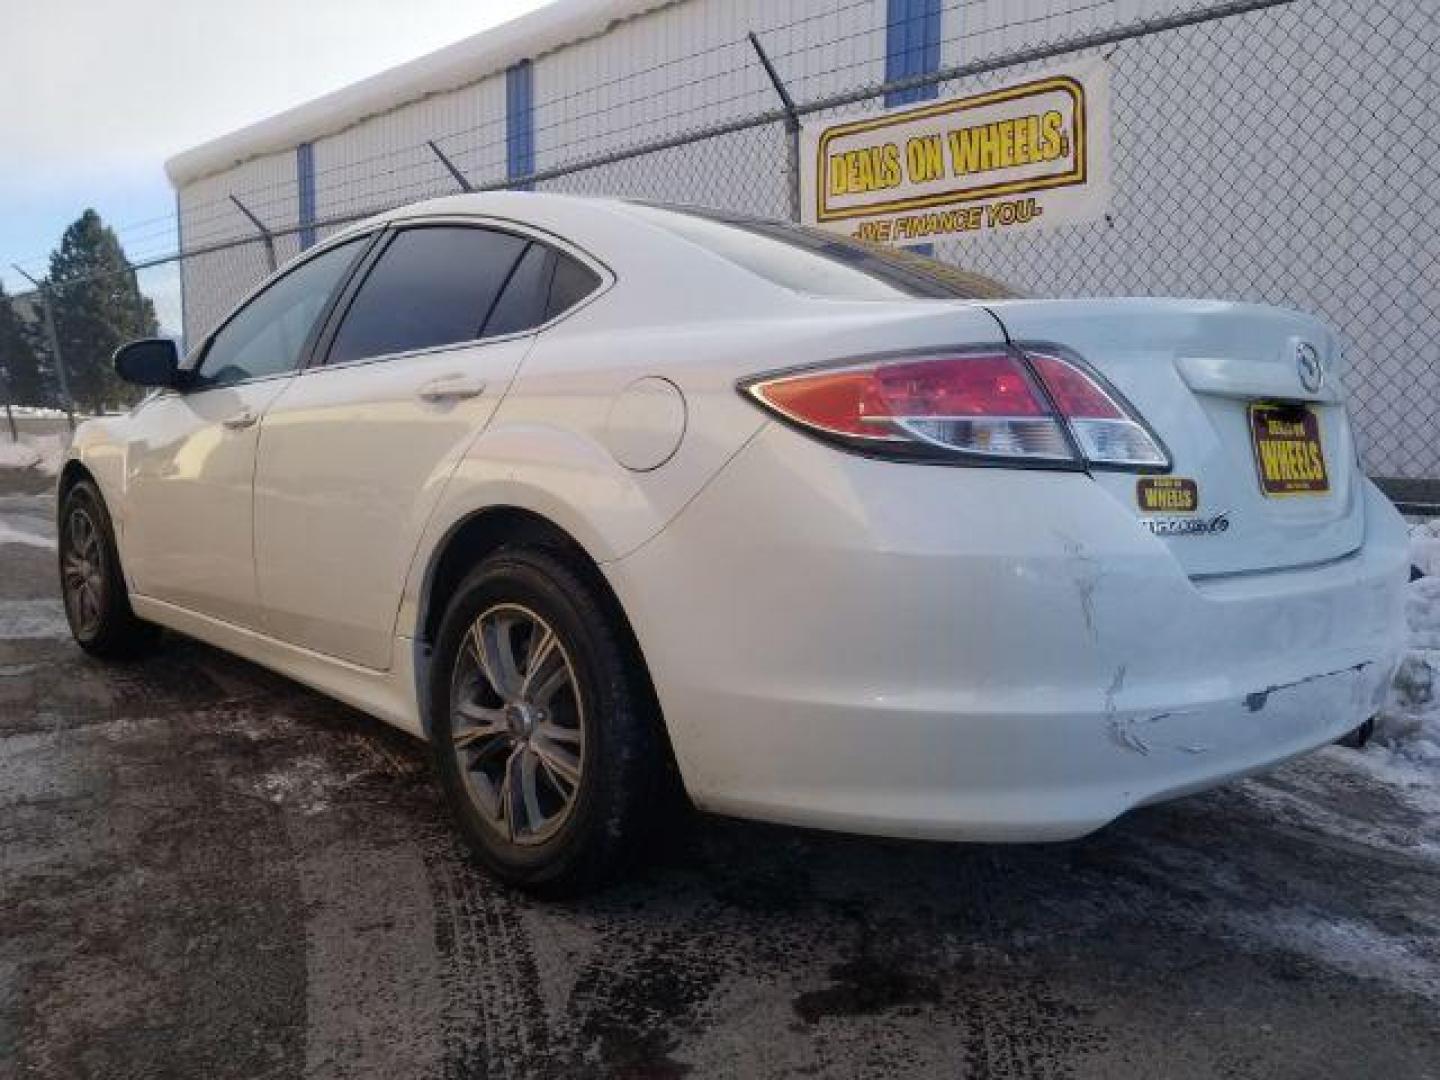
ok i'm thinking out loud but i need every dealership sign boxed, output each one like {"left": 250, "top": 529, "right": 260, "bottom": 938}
{"left": 800, "top": 59, "right": 1111, "bottom": 245}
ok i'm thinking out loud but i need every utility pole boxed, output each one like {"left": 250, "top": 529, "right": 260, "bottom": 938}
{"left": 11, "top": 265, "right": 76, "bottom": 431}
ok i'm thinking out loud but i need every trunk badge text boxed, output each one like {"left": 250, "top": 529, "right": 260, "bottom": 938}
{"left": 1143, "top": 513, "right": 1230, "bottom": 537}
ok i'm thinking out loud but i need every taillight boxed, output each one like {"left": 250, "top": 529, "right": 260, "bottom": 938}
{"left": 1026, "top": 351, "right": 1168, "bottom": 468}
{"left": 741, "top": 346, "right": 1167, "bottom": 470}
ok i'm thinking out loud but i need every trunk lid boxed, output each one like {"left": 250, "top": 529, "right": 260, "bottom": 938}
{"left": 983, "top": 298, "right": 1363, "bottom": 578}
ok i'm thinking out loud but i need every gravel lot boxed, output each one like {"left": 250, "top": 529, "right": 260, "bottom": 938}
{"left": 3, "top": 466, "right": 1438, "bottom": 1079}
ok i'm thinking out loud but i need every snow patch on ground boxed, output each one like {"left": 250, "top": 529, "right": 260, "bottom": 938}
{"left": 245, "top": 751, "right": 370, "bottom": 816}
{"left": 0, "top": 433, "right": 67, "bottom": 476}
{"left": 0, "top": 521, "right": 54, "bottom": 549}
{"left": 0, "top": 599, "right": 70, "bottom": 640}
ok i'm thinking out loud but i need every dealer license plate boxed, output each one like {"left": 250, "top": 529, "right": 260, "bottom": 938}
{"left": 1249, "top": 402, "right": 1329, "bottom": 497}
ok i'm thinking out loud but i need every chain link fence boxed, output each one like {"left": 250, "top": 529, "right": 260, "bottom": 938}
{"left": 3, "top": 0, "right": 1435, "bottom": 492}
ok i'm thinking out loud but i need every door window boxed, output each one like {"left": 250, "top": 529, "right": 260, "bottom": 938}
{"left": 196, "top": 237, "right": 365, "bottom": 388}
{"left": 482, "top": 243, "right": 553, "bottom": 337}
{"left": 545, "top": 252, "right": 603, "bottom": 320}
{"left": 327, "top": 226, "right": 529, "bottom": 365}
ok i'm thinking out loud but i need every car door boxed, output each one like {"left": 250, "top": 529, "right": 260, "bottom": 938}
{"left": 121, "top": 236, "right": 369, "bottom": 628}
{"left": 252, "top": 222, "right": 599, "bottom": 669}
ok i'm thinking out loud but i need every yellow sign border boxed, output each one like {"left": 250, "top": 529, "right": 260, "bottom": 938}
{"left": 814, "top": 75, "right": 1088, "bottom": 223}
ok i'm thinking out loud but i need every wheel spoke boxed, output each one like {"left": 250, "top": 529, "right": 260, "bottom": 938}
{"left": 78, "top": 585, "right": 98, "bottom": 627}
{"left": 519, "top": 749, "right": 544, "bottom": 833}
{"left": 529, "top": 657, "right": 571, "bottom": 709}
{"left": 453, "top": 720, "right": 508, "bottom": 750}
{"left": 477, "top": 614, "right": 525, "bottom": 701}
{"left": 531, "top": 735, "right": 581, "bottom": 790}
{"left": 501, "top": 746, "right": 529, "bottom": 840}
{"left": 535, "top": 719, "right": 582, "bottom": 745}
{"left": 520, "top": 625, "right": 558, "bottom": 697}
{"left": 70, "top": 511, "right": 94, "bottom": 559}
{"left": 453, "top": 696, "right": 509, "bottom": 753}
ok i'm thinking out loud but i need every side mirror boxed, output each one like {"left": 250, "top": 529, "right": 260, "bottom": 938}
{"left": 114, "top": 338, "right": 181, "bottom": 389}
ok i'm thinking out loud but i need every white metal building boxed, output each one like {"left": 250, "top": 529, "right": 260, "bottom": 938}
{"left": 166, "top": 0, "right": 1438, "bottom": 480}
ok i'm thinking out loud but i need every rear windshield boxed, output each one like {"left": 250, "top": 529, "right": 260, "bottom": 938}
{"left": 621, "top": 203, "right": 1021, "bottom": 302}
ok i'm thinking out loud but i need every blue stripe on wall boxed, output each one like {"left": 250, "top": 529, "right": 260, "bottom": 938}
{"left": 887, "top": 0, "right": 941, "bottom": 253}
{"left": 506, "top": 60, "right": 535, "bottom": 190}
{"left": 297, "top": 142, "right": 316, "bottom": 250}
{"left": 885, "top": 0, "right": 942, "bottom": 108}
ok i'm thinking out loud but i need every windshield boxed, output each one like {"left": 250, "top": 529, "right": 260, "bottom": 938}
{"left": 621, "top": 202, "right": 1022, "bottom": 301}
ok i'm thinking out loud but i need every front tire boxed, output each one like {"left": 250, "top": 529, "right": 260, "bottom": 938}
{"left": 58, "top": 479, "right": 159, "bottom": 660}
{"left": 429, "top": 546, "right": 665, "bottom": 895}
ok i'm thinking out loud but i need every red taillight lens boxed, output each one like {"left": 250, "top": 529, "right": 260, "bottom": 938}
{"left": 743, "top": 347, "right": 1168, "bottom": 469}
{"left": 1028, "top": 354, "right": 1122, "bottom": 419}
{"left": 1026, "top": 350, "right": 1167, "bottom": 467}
{"left": 747, "top": 351, "right": 1073, "bottom": 462}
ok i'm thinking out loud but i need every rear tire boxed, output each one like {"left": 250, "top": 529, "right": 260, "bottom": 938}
{"left": 429, "top": 545, "right": 665, "bottom": 895}
{"left": 58, "top": 480, "right": 160, "bottom": 660}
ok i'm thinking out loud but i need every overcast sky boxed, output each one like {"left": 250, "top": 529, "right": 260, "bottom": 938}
{"left": 0, "top": 0, "right": 553, "bottom": 325}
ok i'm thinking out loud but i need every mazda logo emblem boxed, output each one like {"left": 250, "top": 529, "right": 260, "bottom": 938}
{"left": 1296, "top": 342, "right": 1324, "bottom": 393}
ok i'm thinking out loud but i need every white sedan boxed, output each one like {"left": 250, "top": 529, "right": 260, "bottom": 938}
{"left": 60, "top": 193, "right": 1408, "bottom": 893}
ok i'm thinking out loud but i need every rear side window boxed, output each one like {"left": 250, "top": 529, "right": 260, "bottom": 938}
{"left": 546, "top": 253, "right": 602, "bottom": 320}
{"left": 483, "top": 243, "right": 553, "bottom": 337}
{"left": 327, "top": 226, "right": 528, "bottom": 365}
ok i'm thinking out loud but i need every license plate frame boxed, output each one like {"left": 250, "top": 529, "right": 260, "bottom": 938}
{"left": 1248, "top": 401, "right": 1330, "bottom": 497}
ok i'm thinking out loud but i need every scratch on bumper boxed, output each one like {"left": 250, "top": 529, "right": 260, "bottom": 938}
{"left": 1244, "top": 662, "right": 1371, "bottom": 713}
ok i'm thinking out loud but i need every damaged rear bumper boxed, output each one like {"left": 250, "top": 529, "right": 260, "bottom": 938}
{"left": 606, "top": 423, "right": 1409, "bottom": 842}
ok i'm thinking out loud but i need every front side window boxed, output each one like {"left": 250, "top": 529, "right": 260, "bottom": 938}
{"left": 196, "top": 237, "right": 364, "bottom": 388}
{"left": 327, "top": 226, "right": 529, "bottom": 366}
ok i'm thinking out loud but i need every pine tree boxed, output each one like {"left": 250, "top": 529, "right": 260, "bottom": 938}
{"left": 0, "top": 282, "right": 48, "bottom": 407}
{"left": 46, "top": 210, "right": 158, "bottom": 413}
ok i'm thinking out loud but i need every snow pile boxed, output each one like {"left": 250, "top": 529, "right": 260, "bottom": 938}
{"left": 1408, "top": 518, "right": 1440, "bottom": 579}
{"left": 1368, "top": 528, "right": 1440, "bottom": 769}
{"left": 0, "top": 433, "right": 67, "bottom": 476}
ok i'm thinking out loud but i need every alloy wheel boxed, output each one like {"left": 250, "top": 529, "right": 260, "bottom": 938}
{"left": 449, "top": 603, "right": 585, "bottom": 846}
{"left": 61, "top": 506, "right": 106, "bottom": 638}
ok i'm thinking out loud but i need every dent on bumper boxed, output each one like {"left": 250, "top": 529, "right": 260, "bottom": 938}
{"left": 607, "top": 424, "right": 1409, "bottom": 842}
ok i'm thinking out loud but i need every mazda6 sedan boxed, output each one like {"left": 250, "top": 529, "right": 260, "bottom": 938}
{"left": 59, "top": 192, "right": 1407, "bottom": 893}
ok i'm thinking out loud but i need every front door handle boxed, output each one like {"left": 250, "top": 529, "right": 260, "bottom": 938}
{"left": 416, "top": 375, "right": 486, "bottom": 404}
{"left": 222, "top": 409, "right": 258, "bottom": 430}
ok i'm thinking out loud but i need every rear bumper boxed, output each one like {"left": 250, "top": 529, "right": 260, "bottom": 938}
{"left": 607, "top": 423, "right": 1409, "bottom": 841}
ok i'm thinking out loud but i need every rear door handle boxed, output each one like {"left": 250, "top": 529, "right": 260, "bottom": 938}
{"left": 222, "top": 409, "right": 258, "bottom": 430}
{"left": 416, "top": 375, "right": 486, "bottom": 404}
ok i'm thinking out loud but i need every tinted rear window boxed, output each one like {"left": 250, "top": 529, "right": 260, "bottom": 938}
{"left": 328, "top": 226, "right": 527, "bottom": 365}
{"left": 621, "top": 203, "right": 1020, "bottom": 301}
{"left": 546, "top": 253, "right": 602, "bottom": 320}
{"left": 483, "top": 242, "right": 553, "bottom": 337}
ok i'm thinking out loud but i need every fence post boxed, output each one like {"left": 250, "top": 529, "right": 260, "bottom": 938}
{"left": 12, "top": 265, "right": 76, "bottom": 431}
{"left": 748, "top": 31, "right": 802, "bottom": 223}
{"left": 427, "top": 140, "right": 474, "bottom": 192}
{"left": 229, "top": 195, "right": 278, "bottom": 274}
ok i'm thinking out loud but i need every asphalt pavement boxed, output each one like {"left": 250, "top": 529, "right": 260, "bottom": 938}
{"left": 2, "top": 467, "right": 1437, "bottom": 1079}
